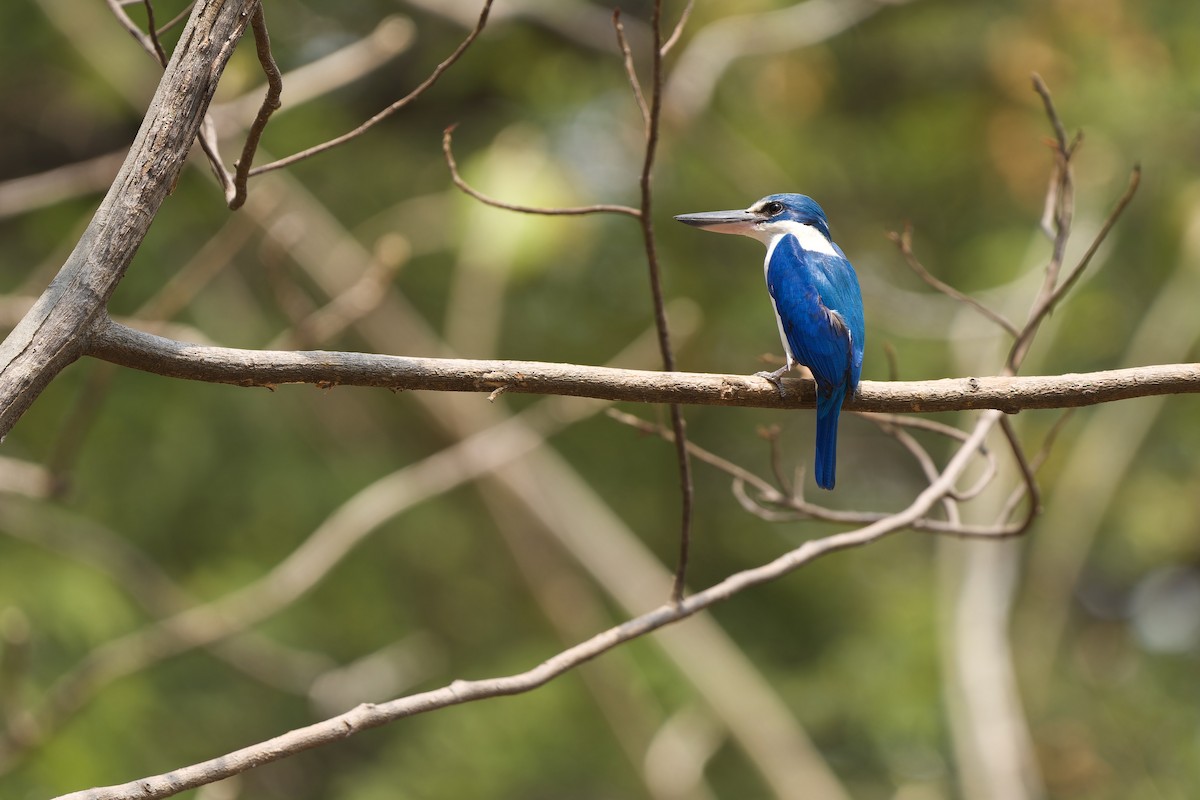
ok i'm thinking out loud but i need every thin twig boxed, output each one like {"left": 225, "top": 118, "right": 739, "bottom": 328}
{"left": 660, "top": 0, "right": 695, "bottom": 56}
{"left": 1008, "top": 74, "right": 1083, "bottom": 373}
{"left": 613, "top": 408, "right": 862, "bottom": 525}
{"left": 1044, "top": 166, "right": 1141, "bottom": 312}
{"left": 195, "top": 115, "right": 235, "bottom": 196}
{"left": 1031, "top": 73, "right": 1068, "bottom": 155}
{"left": 141, "top": 0, "right": 168, "bottom": 64}
{"left": 105, "top": 0, "right": 165, "bottom": 65}
{"left": 868, "top": 413, "right": 996, "bottom": 503}
{"left": 155, "top": 1, "right": 194, "bottom": 36}
{"left": 104, "top": 0, "right": 234, "bottom": 195}
{"left": 995, "top": 409, "right": 1072, "bottom": 525}
{"left": 610, "top": 409, "right": 1026, "bottom": 539}
{"left": 442, "top": 127, "right": 640, "bottom": 217}
{"left": 228, "top": 6, "right": 283, "bottom": 209}
{"left": 889, "top": 224, "right": 1019, "bottom": 338}
{"left": 614, "top": 9, "right": 650, "bottom": 133}
{"left": 1008, "top": 164, "right": 1140, "bottom": 371}
{"left": 756, "top": 424, "right": 792, "bottom": 496}
{"left": 997, "top": 416, "right": 1041, "bottom": 533}
{"left": 249, "top": 0, "right": 494, "bottom": 177}
{"left": 636, "top": 0, "right": 694, "bottom": 604}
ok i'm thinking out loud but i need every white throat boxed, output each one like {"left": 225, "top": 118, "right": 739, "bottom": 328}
{"left": 754, "top": 220, "right": 837, "bottom": 258}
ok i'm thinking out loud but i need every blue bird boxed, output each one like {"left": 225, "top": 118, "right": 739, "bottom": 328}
{"left": 675, "top": 194, "right": 864, "bottom": 490}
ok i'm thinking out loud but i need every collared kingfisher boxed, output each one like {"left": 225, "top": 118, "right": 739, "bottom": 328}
{"left": 675, "top": 193, "right": 864, "bottom": 490}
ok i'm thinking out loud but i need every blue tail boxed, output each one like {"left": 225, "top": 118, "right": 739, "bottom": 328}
{"left": 814, "top": 388, "right": 845, "bottom": 490}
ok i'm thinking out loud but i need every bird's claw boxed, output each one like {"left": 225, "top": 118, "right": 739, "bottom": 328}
{"left": 755, "top": 367, "right": 790, "bottom": 399}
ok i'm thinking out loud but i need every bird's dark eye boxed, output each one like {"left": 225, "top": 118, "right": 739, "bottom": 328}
{"left": 761, "top": 201, "right": 784, "bottom": 216}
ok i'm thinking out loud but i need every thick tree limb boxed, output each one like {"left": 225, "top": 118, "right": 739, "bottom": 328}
{"left": 0, "top": 0, "right": 259, "bottom": 439}
{"left": 86, "top": 319, "right": 1200, "bottom": 413}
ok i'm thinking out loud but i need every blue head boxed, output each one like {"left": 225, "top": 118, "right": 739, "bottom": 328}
{"left": 674, "top": 193, "right": 834, "bottom": 249}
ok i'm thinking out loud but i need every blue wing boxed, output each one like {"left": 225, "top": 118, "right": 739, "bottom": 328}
{"left": 766, "top": 234, "right": 864, "bottom": 394}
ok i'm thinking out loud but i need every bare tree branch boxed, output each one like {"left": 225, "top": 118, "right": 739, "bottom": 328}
{"left": 4, "top": 310, "right": 691, "bottom": 776}
{"left": 611, "top": 408, "right": 1035, "bottom": 539}
{"left": 83, "top": 319, "right": 1200, "bottom": 413}
{"left": 0, "top": 0, "right": 260, "bottom": 440}
{"left": 51, "top": 410, "right": 1003, "bottom": 800}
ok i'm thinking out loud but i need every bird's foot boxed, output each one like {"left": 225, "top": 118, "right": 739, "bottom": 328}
{"left": 754, "top": 365, "right": 792, "bottom": 399}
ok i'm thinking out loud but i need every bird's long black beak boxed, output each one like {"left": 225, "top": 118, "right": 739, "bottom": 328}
{"left": 673, "top": 208, "right": 758, "bottom": 234}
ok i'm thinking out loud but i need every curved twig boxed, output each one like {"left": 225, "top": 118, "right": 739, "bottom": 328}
{"left": 442, "top": 126, "right": 640, "bottom": 217}
{"left": 248, "top": 0, "right": 494, "bottom": 177}
{"left": 889, "top": 224, "right": 1019, "bottom": 338}
{"left": 228, "top": 6, "right": 283, "bottom": 209}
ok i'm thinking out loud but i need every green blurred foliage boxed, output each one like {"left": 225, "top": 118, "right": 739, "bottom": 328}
{"left": 2, "top": 0, "right": 1200, "bottom": 798}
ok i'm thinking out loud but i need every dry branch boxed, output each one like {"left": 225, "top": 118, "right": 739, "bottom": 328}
{"left": 85, "top": 319, "right": 1200, "bottom": 413}
{"left": 0, "top": 0, "right": 259, "bottom": 440}
{"left": 228, "top": 6, "right": 283, "bottom": 209}
{"left": 52, "top": 410, "right": 1003, "bottom": 800}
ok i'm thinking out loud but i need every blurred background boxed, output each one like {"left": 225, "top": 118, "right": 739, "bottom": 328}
{"left": 2, "top": 0, "right": 1199, "bottom": 797}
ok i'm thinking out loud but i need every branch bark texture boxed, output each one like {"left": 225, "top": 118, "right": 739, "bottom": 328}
{"left": 0, "top": 0, "right": 260, "bottom": 439}
{"left": 88, "top": 320, "right": 1200, "bottom": 414}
